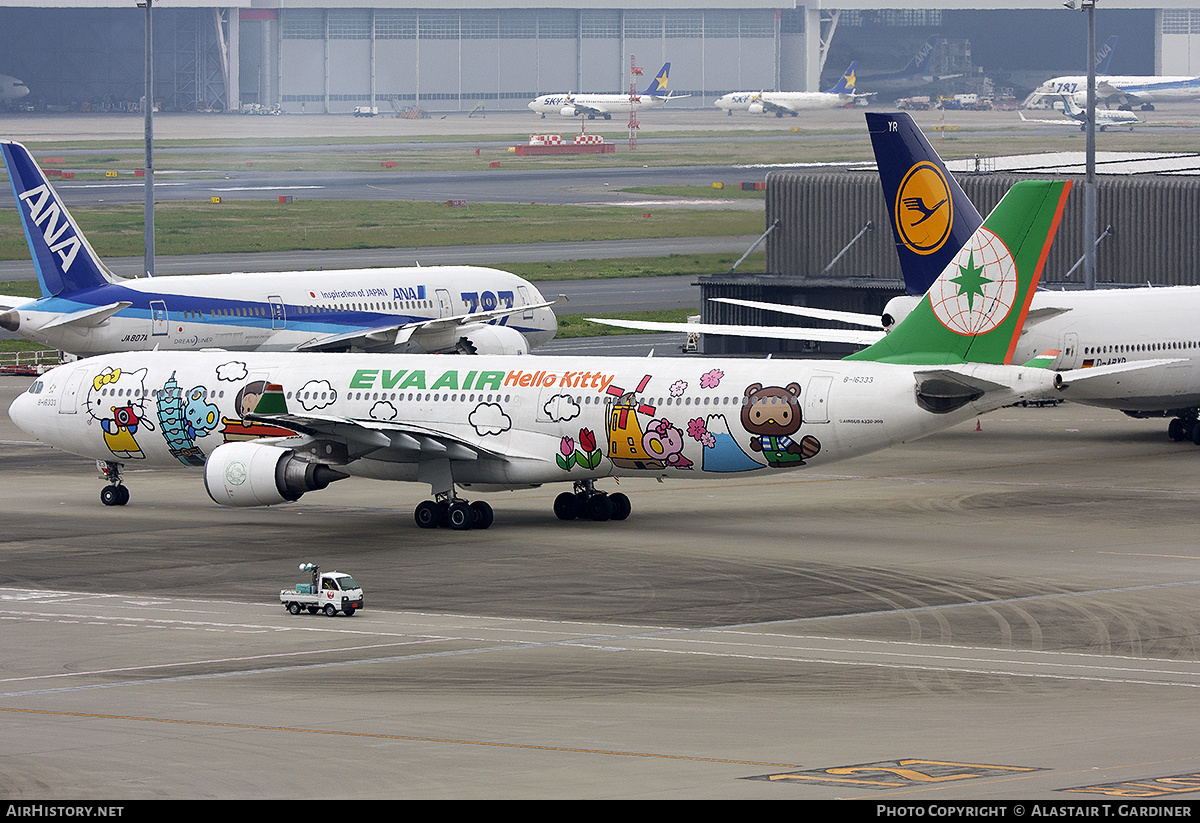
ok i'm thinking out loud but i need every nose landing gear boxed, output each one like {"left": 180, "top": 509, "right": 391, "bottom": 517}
{"left": 98, "top": 461, "right": 130, "bottom": 506}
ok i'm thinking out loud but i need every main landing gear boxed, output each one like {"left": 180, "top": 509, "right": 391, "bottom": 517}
{"left": 98, "top": 461, "right": 130, "bottom": 507}
{"left": 1167, "top": 412, "right": 1200, "bottom": 445}
{"left": 553, "top": 480, "right": 631, "bottom": 523}
{"left": 414, "top": 494, "right": 494, "bottom": 531}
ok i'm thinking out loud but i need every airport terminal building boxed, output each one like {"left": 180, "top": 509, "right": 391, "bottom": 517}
{"left": 1, "top": 1, "right": 1199, "bottom": 114}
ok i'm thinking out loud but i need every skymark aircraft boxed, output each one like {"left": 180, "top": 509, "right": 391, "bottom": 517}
{"left": 21, "top": 179, "right": 1153, "bottom": 532}
{"left": 656, "top": 112, "right": 1200, "bottom": 445}
{"left": 527, "top": 62, "right": 681, "bottom": 120}
{"left": 715, "top": 63, "right": 865, "bottom": 117}
{"left": 1018, "top": 94, "right": 1140, "bottom": 131}
{"left": 0, "top": 140, "right": 558, "bottom": 357}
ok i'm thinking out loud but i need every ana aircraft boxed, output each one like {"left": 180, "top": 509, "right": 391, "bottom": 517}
{"left": 637, "top": 112, "right": 1200, "bottom": 446}
{"left": 0, "top": 74, "right": 29, "bottom": 102}
{"left": 856, "top": 36, "right": 961, "bottom": 90}
{"left": 718, "top": 63, "right": 865, "bottom": 117}
{"left": 1018, "top": 94, "right": 1140, "bottom": 131}
{"left": 1028, "top": 71, "right": 1200, "bottom": 111}
{"left": 17, "top": 179, "right": 1133, "bottom": 529}
{"left": 527, "top": 62, "right": 680, "bottom": 120}
{"left": 0, "top": 140, "right": 557, "bottom": 357}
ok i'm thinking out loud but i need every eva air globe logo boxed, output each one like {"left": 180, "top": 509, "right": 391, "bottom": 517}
{"left": 928, "top": 227, "right": 1017, "bottom": 336}
{"left": 225, "top": 460, "right": 248, "bottom": 486}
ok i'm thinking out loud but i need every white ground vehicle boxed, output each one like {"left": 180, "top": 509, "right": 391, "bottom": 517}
{"left": 280, "top": 563, "right": 364, "bottom": 617}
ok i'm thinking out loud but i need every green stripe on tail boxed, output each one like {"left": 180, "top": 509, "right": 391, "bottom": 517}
{"left": 847, "top": 179, "right": 1072, "bottom": 366}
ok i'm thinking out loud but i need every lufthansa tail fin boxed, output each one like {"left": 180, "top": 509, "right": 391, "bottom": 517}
{"left": 825, "top": 62, "right": 859, "bottom": 95}
{"left": 643, "top": 63, "right": 671, "bottom": 97}
{"left": 1, "top": 140, "right": 117, "bottom": 298}
{"left": 846, "top": 180, "right": 1072, "bottom": 366}
{"left": 867, "top": 111, "right": 984, "bottom": 296}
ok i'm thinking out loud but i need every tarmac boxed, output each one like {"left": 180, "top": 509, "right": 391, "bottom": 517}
{"left": 2, "top": 375, "right": 1200, "bottom": 799}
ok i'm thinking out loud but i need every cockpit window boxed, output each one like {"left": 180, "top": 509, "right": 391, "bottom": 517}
{"left": 27, "top": 381, "right": 43, "bottom": 394}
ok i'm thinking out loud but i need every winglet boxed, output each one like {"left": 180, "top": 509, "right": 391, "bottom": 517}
{"left": 846, "top": 180, "right": 1073, "bottom": 366}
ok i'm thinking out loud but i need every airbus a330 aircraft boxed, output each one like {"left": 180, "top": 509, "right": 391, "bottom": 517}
{"left": 1019, "top": 94, "right": 1140, "bottom": 131}
{"left": 20, "top": 178, "right": 1159, "bottom": 531}
{"left": 527, "top": 63, "right": 681, "bottom": 120}
{"left": 0, "top": 140, "right": 558, "bottom": 356}
{"left": 632, "top": 112, "right": 1200, "bottom": 445}
{"left": 715, "top": 63, "right": 865, "bottom": 117}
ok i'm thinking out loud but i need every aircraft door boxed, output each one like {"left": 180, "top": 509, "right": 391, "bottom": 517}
{"left": 805, "top": 375, "right": 832, "bottom": 424}
{"left": 57, "top": 367, "right": 88, "bottom": 415}
{"left": 268, "top": 296, "right": 286, "bottom": 330}
{"left": 517, "top": 286, "right": 534, "bottom": 320}
{"left": 150, "top": 301, "right": 168, "bottom": 336}
{"left": 436, "top": 289, "right": 453, "bottom": 318}
{"left": 1059, "top": 332, "right": 1080, "bottom": 370}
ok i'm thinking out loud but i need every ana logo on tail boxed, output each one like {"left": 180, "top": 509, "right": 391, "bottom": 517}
{"left": 17, "top": 184, "right": 83, "bottom": 273}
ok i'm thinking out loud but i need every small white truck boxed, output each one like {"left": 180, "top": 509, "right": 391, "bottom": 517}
{"left": 280, "top": 563, "right": 364, "bottom": 617}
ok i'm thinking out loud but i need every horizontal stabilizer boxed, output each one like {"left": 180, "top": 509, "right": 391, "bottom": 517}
{"left": 584, "top": 317, "right": 885, "bottom": 346}
{"left": 0, "top": 294, "right": 30, "bottom": 310}
{"left": 40, "top": 301, "right": 132, "bottom": 330}
{"left": 711, "top": 297, "right": 883, "bottom": 328}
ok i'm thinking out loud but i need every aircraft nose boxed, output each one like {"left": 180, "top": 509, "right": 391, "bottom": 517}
{"left": 527, "top": 100, "right": 537, "bottom": 111}
{"left": 8, "top": 385, "right": 39, "bottom": 438}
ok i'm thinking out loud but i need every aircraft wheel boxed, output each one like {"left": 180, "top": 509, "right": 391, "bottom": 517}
{"left": 447, "top": 501, "right": 473, "bottom": 530}
{"left": 470, "top": 501, "right": 494, "bottom": 530}
{"left": 609, "top": 492, "right": 631, "bottom": 521}
{"left": 414, "top": 500, "right": 441, "bottom": 529}
{"left": 587, "top": 493, "right": 612, "bottom": 522}
{"left": 1190, "top": 421, "right": 1200, "bottom": 446}
{"left": 288, "top": 602, "right": 301, "bottom": 615}
{"left": 324, "top": 604, "right": 338, "bottom": 617}
{"left": 100, "top": 485, "right": 122, "bottom": 507}
{"left": 1169, "top": 418, "right": 1186, "bottom": 441}
{"left": 553, "top": 491, "right": 578, "bottom": 521}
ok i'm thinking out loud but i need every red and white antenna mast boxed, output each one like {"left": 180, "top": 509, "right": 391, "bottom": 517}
{"left": 628, "top": 55, "right": 642, "bottom": 150}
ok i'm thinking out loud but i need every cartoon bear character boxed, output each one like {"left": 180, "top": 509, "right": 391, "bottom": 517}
{"left": 741, "top": 382, "right": 821, "bottom": 468}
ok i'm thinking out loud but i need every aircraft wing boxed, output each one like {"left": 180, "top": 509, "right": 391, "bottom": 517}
{"left": 757, "top": 98, "right": 796, "bottom": 116}
{"left": 294, "top": 297, "right": 559, "bottom": 353}
{"left": 567, "top": 102, "right": 604, "bottom": 117}
{"left": 711, "top": 298, "right": 883, "bottom": 328}
{"left": 584, "top": 317, "right": 885, "bottom": 346}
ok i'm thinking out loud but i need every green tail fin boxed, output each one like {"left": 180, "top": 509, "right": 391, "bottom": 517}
{"left": 847, "top": 179, "right": 1072, "bottom": 366}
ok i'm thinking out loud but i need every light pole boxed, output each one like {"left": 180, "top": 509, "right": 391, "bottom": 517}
{"left": 139, "top": 0, "right": 154, "bottom": 278}
{"left": 1065, "top": 0, "right": 1098, "bottom": 290}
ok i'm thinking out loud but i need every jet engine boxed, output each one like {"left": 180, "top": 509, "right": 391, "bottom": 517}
{"left": 454, "top": 324, "right": 531, "bottom": 356}
{"left": 559, "top": 105, "right": 581, "bottom": 117}
{"left": 747, "top": 102, "right": 765, "bottom": 114}
{"left": 0, "top": 309, "right": 20, "bottom": 332}
{"left": 203, "top": 441, "right": 348, "bottom": 508}
{"left": 881, "top": 295, "right": 922, "bottom": 331}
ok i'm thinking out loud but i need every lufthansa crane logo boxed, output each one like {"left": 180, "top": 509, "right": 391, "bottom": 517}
{"left": 895, "top": 161, "right": 953, "bottom": 256}
{"left": 928, "top": 227, "right": 1017, "bottom": 336}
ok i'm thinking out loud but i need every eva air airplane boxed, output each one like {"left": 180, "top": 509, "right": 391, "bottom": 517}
{"left": 0, "top": 140, "right": 557, "bottom": 356}
{"left": 14, "top": 179, "right": 1144, "bottom": 530}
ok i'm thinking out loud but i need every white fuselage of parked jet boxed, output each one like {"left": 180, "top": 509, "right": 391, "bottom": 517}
{"left": 0, "top": 74, "right": 29, "bottom": 101}
{"left": 4, "top": 265, "right": 557, "bottom": 357}
{"left": 1033, "top": 74, "right": 1200, "bottom": 107}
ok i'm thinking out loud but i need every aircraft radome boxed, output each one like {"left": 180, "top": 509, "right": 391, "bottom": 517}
{"left": 16, "top": 178, "right": 1156, "bottom": 532}
{"left": 0, "top": 140, "right": 558, "bottom": 357}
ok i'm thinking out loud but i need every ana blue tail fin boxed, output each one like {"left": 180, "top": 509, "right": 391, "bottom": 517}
{"left": 825, "top": 62, "right": 859, "bottom": 95}
{"left": 643, "top": 63, "right": 671, "bottom": 97}
{"left": 866, "top": 111, "right": 983, "bottom": 296}
{"left": 912, "top": 35, "right": 940, "bottom": 77}
{"left": 1, "top": 140, "right": 115, "bottom": 298}
{"left": 1094, "top": 35, "right": 1118, "bottom": 74}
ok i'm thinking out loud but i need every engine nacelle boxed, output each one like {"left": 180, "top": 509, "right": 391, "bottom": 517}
{"left": 204, "top": 441, "right": 348, "bottom": 508}
{"left": 560, "top": 105, "right": 580, "bottom": 117}
{"left": 747, "top": 102, "right": 765, "bottom": 114}
{"left": 0, "top": 310, "right": 19, "bottom": 332}
{"left": 455, "top": 323, "right": 531, "bottom": 356}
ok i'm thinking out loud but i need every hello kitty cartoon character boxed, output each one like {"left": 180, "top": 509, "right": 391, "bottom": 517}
{"left": 86, "top": 366, "right": 155, "bottom": 459}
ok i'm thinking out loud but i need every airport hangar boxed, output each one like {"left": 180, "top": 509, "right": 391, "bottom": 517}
{"left": 1, "top": 1, "right": 1199, "bottom": 115}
